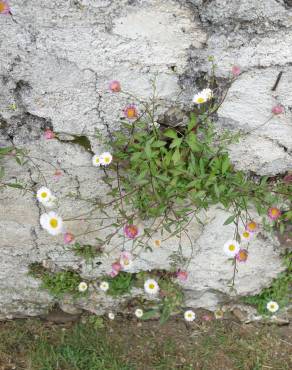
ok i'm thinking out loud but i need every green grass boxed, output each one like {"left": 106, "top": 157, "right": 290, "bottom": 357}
{"left": 0, "top": 318, "right": 291, "bottom": 370}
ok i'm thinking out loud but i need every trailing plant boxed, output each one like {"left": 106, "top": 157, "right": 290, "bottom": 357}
{"left": 72, "top": 242, "right": 103, "bottom": 264}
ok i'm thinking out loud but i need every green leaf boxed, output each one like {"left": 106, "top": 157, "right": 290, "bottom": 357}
{"left": 0, "top": 147, "right": 14, "bottom": 155}
{"left": 223, "top": 214, "right": 236, "bottom": 225}
{"left": 169, "top": 138, "right": 182, "bottom": 149}
{"left": 141, "top": 309, "right": 159, "bottom": 320}
{"left": 222, "top": 157, "right": 230, "bottom": 174}
{"left": 186, "top": 132, "right": 201, "bottom": 152}
{"left": 172, "top": 148, "right": 181, "bottom": 164}
{"left": 152, "top": 140, "right": 166, "bottom": 148}
{"left": 163, "top": 129, "right": 177, "bottom": 139}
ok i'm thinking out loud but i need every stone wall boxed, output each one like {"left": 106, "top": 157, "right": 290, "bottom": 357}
{"left": 0, "top": 0, "right": 291, "bottom": 319}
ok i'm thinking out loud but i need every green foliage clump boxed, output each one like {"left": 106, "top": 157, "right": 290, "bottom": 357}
{"left": 242, "top": 252, "right": 292, "bottom": 314}
{"left": 106, "top": 272, "right": 134, "bottom": 297}
{"left": 29, "top": 263, "right": 84, "bottom": 298}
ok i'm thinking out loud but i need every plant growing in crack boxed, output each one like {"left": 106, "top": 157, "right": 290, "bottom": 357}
{"left": 3, "top": 62, "right": 291, "bottom": 320}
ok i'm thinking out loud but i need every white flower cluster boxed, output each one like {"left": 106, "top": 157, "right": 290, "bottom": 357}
{"left": 92, "top": 152, "right": 112, "bottom": 167}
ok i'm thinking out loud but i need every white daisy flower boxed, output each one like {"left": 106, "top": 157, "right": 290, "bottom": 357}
{"left": 135, "top": 308, "right": 143, "bottom": 318}
{"left": 40, "top": 211, "right": 63, "bottom": 236}
{"left": 92, "top": 154, "right": 101, "bottom": 167}
{"left": 266, "top": 301, "right": 279, "bottom": 313}
{"left": 37, "top": 187, "right": 53, "bottom": 204}
{"left": 184, "top": 310, "right": 196, "bottom": 322}
{"left": 100, "top": 152, "right": 113, "bottom": 166}
{"left": 144, "top": 279, "right": 159, "bottom": 295}
{"left": 108, "top": 312, "right": 115, "bottom": 320}
{"left": 201, "top": 88, "right": 213, "bottom": 100}
{"left": 223, "top": 240, "right": 240, "bottom": 257}
{"left": 193, "top": 92, "right": 207, "bottom": 105}
{"left": 214, "top": 309, "right": 224, "bottom": 319}
{"left": 78, "top": 282, "right": 88, "bottom": 292}
{"left": 100, "top": 281, "right": 109, "bottom": 292}
{"left": 241, "top": 230, "right": 252, "bottom": 242}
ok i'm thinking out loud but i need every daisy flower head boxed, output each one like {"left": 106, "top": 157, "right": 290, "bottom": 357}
{"left": 92, "top": 154, "right": 101, "bottom": 167}
{"left": 64, "top": 232, "right": 74, "bottom": 244}
{"left": 176, "top": 270, "right": 188, "bottom": 282}
{"left": 135, "top": 308, "right": 143, "bottom": 318}
{"left": 272, "top": 105, "right": 284, "bottom": 115}
{"left": 100, "top": 152, "right": 112, "bottom": 166}
{"left": 124, "top": 104, "right": 138, "bottom": 120}
{"left": 241, "top": 230, "right": 252, "bottom": 242}
{"left": 108, "top": 312, "right": 115, "bottom": 320}
{"left": 124, "top": 224, "right": 139, "bottom": 239}
{"left": 109, "top": 80, "right": 121, "bottom": 93}
{"left": 100, "top": 281, "right": 109, "bottom": 292}
{"left": 78, "top": 282, "right": 88, "bottom": 293}
{"left": 184, "top": 310, "right": 196, "bottom": 322}
{"left": 231, "top": 65, "right": 241, "bottom": 77}
{"left": 153, "top": 239, "right": 161, "bottom": 248}
{"left": 37, "top": 187, "right": 53, "bottom": 204}
{"left": 236, "top": 248, "right": 248, "bottom": 263}
{"left": 0, "top": 1, "right": 10, "bottom": 14}
{"left": 44, "top": 128, "right": 55, "bottom": 140}
{"left": 193, "top": 91, "right": 207, "bottom": 105}
{"left": 266, "top": 300, "right": 279, "bottom": 313}
{"left": 144, "top": 279, "right": 159, "bottom": 295}
{"left": 214, "top": 309, "right": 224, "bottom": 320}
{"left": 223, "top": 240, "right": 240, "bottom": 257}
{"left": 40, "top": 211, "right": 63, "bottom": 236}
{"left": 246, "top": 221, "right": 258, "bottom": 233}
{"left": 119, "top": 251, "right": 133, "bottom": 271}
{"left": 268, "top": 207, "right": 281, "bottom": 221}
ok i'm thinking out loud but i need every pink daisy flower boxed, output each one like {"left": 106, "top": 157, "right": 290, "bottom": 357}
{"left": 272, "top": 105, "right": 284, "bottom": 115}
{"left": 231, "top": 65, "right": 241, "bottom": 77}
{"left": 268, "top": 207, "right": 281, "bottom": 220}
{"left": 0, "top": 1, "right": 10, "bottom": 15}
{"left": 283, "top": 174, "right": 292, "bottom": 184}
{"left": 124, "top": 104, "right": 138, "bottom": 120}
{"left": 53, "top": 169, "right": 62, "bottom": 181}
{"left": 109, "top": 80, "right": 121, "bottom": 92}
{"left": 245, "top": 221, "right": 258, "bottom": 233}
{"left": 44, "top": 128, "right": 55, "bottom": 140}
{"left": 63, "top": 232, "right": 74, "bottom": 244}
{"left": 176, "top": 270, "right": 188, "bottom": 281}
{"left": 109, "top": 261, "right": 122, "bottom": 277}
{"left": 236, "top": 249, "right": 248, "bottom": 263}
{"left": 119, "top": 251, "right": 133, "bottom": 270}
{"left": 124, "top": 224, "right": 139, "bottom": 239}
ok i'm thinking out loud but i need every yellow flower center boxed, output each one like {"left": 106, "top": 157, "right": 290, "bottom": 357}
{"left": 270, "top": 304, "right": 275, "bottom": 309}
{"left": 41, "top": 192, "right": 47, "bottom": 198}
{"left": 197, "top": 97, "right": 205, "bottom": 103}
{"left": 154, "top": 240, "right": 161, "bottom": 247}
{"left": 127, "top": 108, "right": 136, "bottom": 118}
{"left": 0, "top": 2, "right": 6, "bottom": 12}
{"left": 229, "top": 244, "right": 235, "bottom": 251}
{"left": 124, "top": 259, "right": 129, "bottom": 265}
{"left": 243, "top": 231, "right": 249, "bottom": 238}
{"left": 187, "top": 313, "right": 192, "bottom": 318}
{"left": 149, "top": 283, "right": 155, "bottom": 289}
{"left": 96, "top": 157, "right": 100, "bottom": 163}
{"left": 271, "top": 209, "right": 279, "bottom": 216}
{"left": 50, "top": 218, "right": 58, "bottom": 228}
{"left": 247, "top": 222, "right": 256, "bottom": 230}
{"left": 104, "top": 157, "right": 110, "bottom": 163}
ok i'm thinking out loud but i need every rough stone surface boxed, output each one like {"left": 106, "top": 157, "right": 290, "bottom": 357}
{"left": 0, "top": 0, "right": 291, "bottom": 318}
